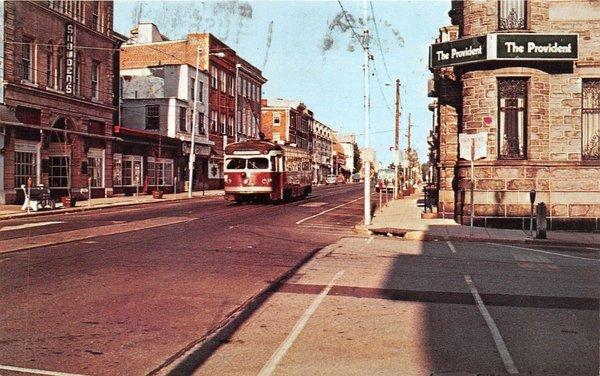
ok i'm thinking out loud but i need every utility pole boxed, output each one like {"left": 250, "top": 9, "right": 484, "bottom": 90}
{"left": 407, "top": 113, "right": 412, "bottom": 187}
{"left": 363, "top": 0, "right": 371, "bottom": 226}
{"left": 394, "top": 79, "right": 400, "bottom": 199}
{"left": 188, "top": 46, "right": 201, "bottom": 198}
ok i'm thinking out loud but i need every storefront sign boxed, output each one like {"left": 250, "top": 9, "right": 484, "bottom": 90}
{"left": 430, "top": 33, "right": 578, "bottom": 69}
{"left": 65, "top": 23, "right": 75, "bottom": 95}
{"left": 182, "top": 143, "right": 211, "bottom": 156}
{"left": 429, "top": 36, "right": 488, "bottom": 69}
{"left": 492, "top": 33, "right": 578, "bottom": 60}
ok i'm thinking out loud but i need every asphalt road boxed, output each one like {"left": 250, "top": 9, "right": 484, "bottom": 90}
{"left": 0, "top": 183, "right": 367, "bottom": 376}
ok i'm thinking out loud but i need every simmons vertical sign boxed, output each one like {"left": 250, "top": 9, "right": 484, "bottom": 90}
{"left": 65, "top": 23, "right": 75, "bottom": 95}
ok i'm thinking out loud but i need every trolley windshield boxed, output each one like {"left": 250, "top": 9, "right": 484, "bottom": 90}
{"left": 225, "top": 157, "right": 271, "bottom": 171}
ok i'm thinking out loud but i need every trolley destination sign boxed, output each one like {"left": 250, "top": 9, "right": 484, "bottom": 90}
{"left": 430, "top": 33, "right": 578, "bottom": 69}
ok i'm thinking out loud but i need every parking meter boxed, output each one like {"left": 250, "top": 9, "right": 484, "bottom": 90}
{"left": 529, "top": 189, "right": 536, "bottom": 236}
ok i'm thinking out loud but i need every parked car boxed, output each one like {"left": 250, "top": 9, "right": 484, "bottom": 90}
{"left": 325, "top": 174, "right": 337, "bottom": 185}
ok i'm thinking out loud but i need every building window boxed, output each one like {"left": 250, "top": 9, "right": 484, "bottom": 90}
{"left": 211, "top": 111, "right": 217, "bottom": 132}
{"left": 199, "top": 81, "right": 204, "bottom": 103}
{"left": 210, "top": 67, "right": 217, "bottom": 88}
{"left": 498, "top": 78, "right": 528, "bottom": 159}
{"left": 198, "top": 112, "right": 205, "bottom": 134}
{"left": 56, "top": 49, "right": 65, "bottom": 90}
{"left": 15, "top": 150, "right": 37, "bottom": 188}
{"left": 91, "top": 61, "right": 99, "bottom": 99}
{"left": 179, "top": 107, "right": 187, "bottom": 132}
{"left": 75, "top": 52, "right": 81, "bottom": 96}
{"left": 75, "top": 1, "right": 83, "bottom": 21}
{"left": 49, "top": 156, "right": 70, "bottom": 188}
{"left": 92, "top": 1, "right": 100, "bottom": 31}
{"left": 220, "top": 114, "right": 226, "bottom": 134}
{"left": 87, "top": 149, "right": 104, "bottom": 188}
{"left": 22, "top": 37, "right": 34, "bottom": 81}
{"left": 583, "top": 79, "right": 600, "bottom": 159}
{"left": 190, "top": 77, "right": 195, "bottom": 101}
{"left": 228, "top": 116, "right": 234, "bottom": 136}
{"left": 147, "top": 157, "right": 173, "bottom": 186}
{"left": 46, "top": 45, "right": 54, "bottom": 88}
{"left": 499, "top": 0, "right": 526, "bottom": 30}
{"left": 220, "top": 70, "right": 227, "bottom": 92}
{"left": 227, "top": 75, "right": 234, "bottom": 96}
{"left": 274, "top": 113, "right": 281, "bottom": 126}
{"left": 146, "top": 105, "right": 160, "bottom": 129}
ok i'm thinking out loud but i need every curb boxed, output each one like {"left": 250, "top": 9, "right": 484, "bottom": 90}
{"left": 147, "top": 246, "right": 324, "bottom": 376}
{"left": 0, "top": 193, "right": 224, "bottom": 222}
{"left": 354, "top": 226, "right": 599, "bottom": 248}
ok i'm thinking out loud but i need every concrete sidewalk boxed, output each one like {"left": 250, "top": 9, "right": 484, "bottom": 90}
{"left": 0, "top": 190, "right": 224, "bottom": 221}
{"left": 361, "top": 190, "right": 600, "bottom": 247}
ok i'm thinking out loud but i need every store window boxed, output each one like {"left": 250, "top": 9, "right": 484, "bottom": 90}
{"left": 498, "top": 78, "right": 528, "bottom": 159}
{"left": 49, "top": 156, "right": 70, "bottom": 188}
{"left": 146, "top": 105, "right": 160, "bottom": 129}
{"left": 14, "top": 142, "right": 38, "bottom": 188}
{"left": 147, "top": 157, "right": 173, "bottom": 186}
{"left": 87, "top": 149, "right": 104, "bottom": 188}
{"left": 499, "top": 0, "right": 527, "bottom": 30}
{"left": 582, "top": 79, "right": 600, "bottom": 159}
{"left": 114, "top": 154, "right": 143, "bottom": 186}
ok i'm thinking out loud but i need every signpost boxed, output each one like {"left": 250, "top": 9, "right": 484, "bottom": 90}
{"left": 459, "top": 131, "right": 488, "bottom": 234}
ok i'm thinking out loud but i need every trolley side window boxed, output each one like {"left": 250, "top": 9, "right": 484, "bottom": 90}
{"left": 247, "top": 158, "right": 269, "bottom": 170}
{"left": 226, "top": 158, "right": 246, "bottom": 170}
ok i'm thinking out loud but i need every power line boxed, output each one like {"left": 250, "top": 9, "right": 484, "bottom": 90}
{"left": 369, "top": 1, "right": 393, "bottom": 83}
{"left": 371, "top": 64, "right": 391, "bottom": 112}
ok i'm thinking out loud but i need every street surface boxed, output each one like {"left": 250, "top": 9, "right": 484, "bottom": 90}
{"left": 0, "top": 184, "right": 367, "bottom": 375}
{"left": 0, "top": 185, "right": 598, "bottom": 376}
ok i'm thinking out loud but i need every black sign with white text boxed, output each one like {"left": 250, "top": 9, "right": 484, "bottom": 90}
{"left": 495, "top": 33, "right": 578, "bottom": 60}
{"left": 429, "top": 36, "right": 487, "bottom": 69}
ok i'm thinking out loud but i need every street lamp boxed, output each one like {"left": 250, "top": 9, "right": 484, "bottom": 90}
{"left": 188, "top": 48, "right": 226, "bottom": 198}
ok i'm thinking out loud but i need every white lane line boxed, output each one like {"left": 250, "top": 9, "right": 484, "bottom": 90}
{"left": 464, "top": 275, "right": 518, "bottom": 375}
{"left": 258, "top": 270, "right": 345, "bottom": 376}
{"left": 0, "top": 221, "right": 63, "bottom": 232}
{"left": 446, "top": 240, "right": 457, "bottom": 254}
{"left": 296, "top": 197, "right": 363, "bottom": 224}
{"left": 488, "top": 242, "right": 600, "bottom": 262}
{"left": 0, "top": 364, "right": 87, "bottom": 376}
{"left": 366, "top": 236, "right": 374, "bottom": 245}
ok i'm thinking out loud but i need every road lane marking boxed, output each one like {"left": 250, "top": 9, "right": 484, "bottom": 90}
{"left": 489, "top": 243, "right": 600, "bottom": 262}
{"left": 0, "top": 364, "right": 87, "bottom": 376}
{"left": 0, "top": 221, "right": 63, "bottom": 232}
{"left": 295, "top": 197, "right": 363, "bottom": 224}
{"left": 258, "top": 270, "right": 345, "bottom": 376}
{"left": 366, "top": 236, "right": 374, "bottom": 244}
{"left": 463, "top": 275, "right": 518, "bottom": 375}
{"left": 446, "top": 240, "right": 457, "bottom": 254}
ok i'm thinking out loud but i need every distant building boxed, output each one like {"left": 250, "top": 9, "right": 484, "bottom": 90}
{"left": 334, "top": 133, "right": 356, "bottom": 176}
{"left": 119, "top": 62, "right": 212, "bottom": 194}
{"left": 121, "top": 23, "right": 266, "bottom": 189}
{"left": 260, "top": 99, "right": 313, "bottom": 151}
{"left": 312, "top": 120, "right": 333, "bottom": 183}
{"left": 0, "top": 1, "right": 123, "bottom": 204}
{"left": 429, "top": 0, "right": 600, "bottom": 230}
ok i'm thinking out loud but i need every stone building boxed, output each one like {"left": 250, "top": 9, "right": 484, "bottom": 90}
{"left": 429, "top": 0, "right": 600, "bottom": 230}
{"left": 0, "top": 1, "right": 123, "bottom": 204}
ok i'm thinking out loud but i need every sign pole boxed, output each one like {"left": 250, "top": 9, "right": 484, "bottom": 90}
{"left": 470, "top": 140, "right": 475, "bottom": 236}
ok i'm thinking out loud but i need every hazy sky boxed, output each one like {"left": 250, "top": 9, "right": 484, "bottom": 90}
{"left": 113, "top": 0, "right": 451, "bottom": 165}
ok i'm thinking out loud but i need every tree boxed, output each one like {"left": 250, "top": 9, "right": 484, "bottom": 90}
{"left": 353, "top": 143, "right": 361, "bottom": 174}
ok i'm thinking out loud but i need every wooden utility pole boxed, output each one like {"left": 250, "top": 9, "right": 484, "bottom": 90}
{"left": 407, "top": 113, "right": 412, "bottom": 186}
{"left": 394, "top": 79, "right": 400, "bottom": 198}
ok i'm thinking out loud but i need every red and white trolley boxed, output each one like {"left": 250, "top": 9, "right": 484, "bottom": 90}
{"left": 224, "top": 140, "right": 313, "bottom": 203}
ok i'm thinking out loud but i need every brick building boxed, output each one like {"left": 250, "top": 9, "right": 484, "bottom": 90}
{"left": 236, "top": 57, "right": 266, "bottom": 142}
{"left": 121, "top": 24, "right": 266, "bottom": 189}
{"left": 429, "top": 0, "right": 600, "bottom": 230}
{"left": 260, "top": 99, "right": 313, "bottom": 150}
{"left": 0, "top": 1, "right": 123, "bottom": 204}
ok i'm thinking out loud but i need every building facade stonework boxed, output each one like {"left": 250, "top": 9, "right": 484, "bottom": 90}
{"left": 430, "top": 0, "right": 600, "bottom": 230}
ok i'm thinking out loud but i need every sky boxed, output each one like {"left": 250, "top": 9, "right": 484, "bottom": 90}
{"left": 113, "top": 0, "right": 451, "bottom": 166}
